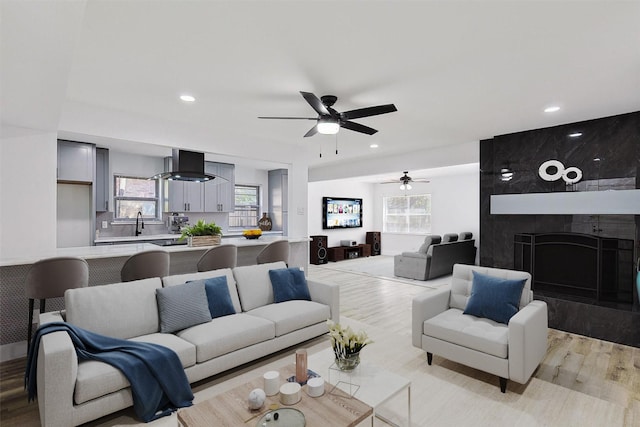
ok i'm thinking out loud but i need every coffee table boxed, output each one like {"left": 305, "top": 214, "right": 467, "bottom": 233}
{"left": 177, "top": 364, "right": 373, "bottom": 427}
{"left": 309, "top": 349, "right": 411, "bottom": 427}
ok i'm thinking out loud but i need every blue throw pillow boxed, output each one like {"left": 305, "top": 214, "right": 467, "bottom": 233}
{"left": 269, "top": 268, "right": 311, "bottom": 303}
{"left": 463, "top": 271, "right": 526, "bottom": 324}
{"left": 188, "top": 277, "right": 236, "bottom": 319}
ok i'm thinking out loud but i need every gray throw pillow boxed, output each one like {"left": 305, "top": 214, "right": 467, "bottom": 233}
{"left": 156, "top": 281, "right": 212, "bottom": 333}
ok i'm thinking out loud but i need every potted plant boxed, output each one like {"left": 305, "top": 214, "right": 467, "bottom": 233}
{"left": 178, "top": 219, "right": 222, "bottom": 247}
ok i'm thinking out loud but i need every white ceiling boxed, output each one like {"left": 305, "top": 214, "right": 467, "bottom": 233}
{"left": 2, "top": 1, "right": 639, "bottom": 182}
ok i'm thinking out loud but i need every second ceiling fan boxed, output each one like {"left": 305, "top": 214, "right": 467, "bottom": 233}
{"left": 259, "top": 91, "right": 397, "bottom": 137}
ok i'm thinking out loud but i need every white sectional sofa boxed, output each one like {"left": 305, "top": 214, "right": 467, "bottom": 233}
{"left": 35, "top": 261, "right": 339, "bottom": 427}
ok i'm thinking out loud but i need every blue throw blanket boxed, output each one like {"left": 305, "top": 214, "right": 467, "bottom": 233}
{"left": 25, "top": 322, "right": 193, "bottom": 422}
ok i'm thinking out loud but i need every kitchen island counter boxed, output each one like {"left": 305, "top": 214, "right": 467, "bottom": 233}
{"left": 1, "top": 236, "right": 308, "bottom": 267}
{"left": 0, "top": 237, "right": 310, "bottom": 358}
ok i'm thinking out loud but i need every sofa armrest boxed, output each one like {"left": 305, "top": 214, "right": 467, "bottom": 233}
{"left": 411, "top": 287, "right": 451, "bottom": 348}
{"left": 400, "top": 252, "right": 428, "bottom": 259}
{"left": 508, "top": 300, "right": 548, "bottom": 384}
{"left": 39, "top": 310, "right": 65, "bottom": 326}
{"left": 37, "top": 330, "right": 78, "bottom": 427}
{"left": 307, "top": 279, "right": 340, "bottom": 323}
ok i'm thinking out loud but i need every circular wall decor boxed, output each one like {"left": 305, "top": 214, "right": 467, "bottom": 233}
{"left": 562, "top": 166, "right": 583, "bottom": 184}
{"left": 538, "top": 160, "right": 583, "bottom": 184}
{"left": 538, "top": 160, "right": 565, "bottom": 181}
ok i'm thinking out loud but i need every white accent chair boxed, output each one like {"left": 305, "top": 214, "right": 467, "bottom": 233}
{"left": 412, "top": 264, "right": 548, "bottom": 392}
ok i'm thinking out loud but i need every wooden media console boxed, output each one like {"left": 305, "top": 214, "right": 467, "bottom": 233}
{"left": 327, "top": 243, "right": 371, "bottom": 262}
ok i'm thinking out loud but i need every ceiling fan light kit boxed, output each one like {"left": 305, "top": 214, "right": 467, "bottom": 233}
{"left": 317, "top": 117, "right": 340, "bottom": 135}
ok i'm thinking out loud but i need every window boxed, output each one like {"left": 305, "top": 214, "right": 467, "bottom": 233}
{"left": 383, "top": 194, "right": 432, "bottom": 234}
{"left": 229, "top": 185, "right": 260, "bottom": 228}
{"left": 114, "top": 175, "right": 160, "bottom": 220}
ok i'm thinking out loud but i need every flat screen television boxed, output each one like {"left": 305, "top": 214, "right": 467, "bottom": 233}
{"left": 322, "top": 197, "right": 363, "bottom": 229}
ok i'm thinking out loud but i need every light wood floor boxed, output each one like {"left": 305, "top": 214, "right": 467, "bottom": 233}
{"left": 1, "top": 261, "right": 639, "bottom": 426}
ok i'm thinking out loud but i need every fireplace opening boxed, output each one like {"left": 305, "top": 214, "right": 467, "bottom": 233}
{"left": 514, "top": 232, "right": 634, "bottom": 305}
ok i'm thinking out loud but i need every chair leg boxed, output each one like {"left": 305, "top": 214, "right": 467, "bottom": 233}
{"left": 27, "top": 299, "right": 34, "bottom": 354}
{"left": 499, "top": 377, "right": 507, "bottom": 393}
{"left": 40, "top": 299, "right": 46, "bottom": 314}
{"left": 427, "top": 352, "right": 433, "bottom": 365}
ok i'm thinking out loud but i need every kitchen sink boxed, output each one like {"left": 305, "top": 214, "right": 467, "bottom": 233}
{"left": 150, "top": 239, "right": 188, "bottom": 247}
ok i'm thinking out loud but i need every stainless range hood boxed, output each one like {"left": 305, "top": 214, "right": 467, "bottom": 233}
{"left": 151, "top": 149, "right": 225, "bottom": 182}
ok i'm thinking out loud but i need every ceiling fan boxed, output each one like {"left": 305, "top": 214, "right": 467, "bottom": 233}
{"left": 258, "top": 91, "right": 397, "bottom": 137}
{"left": 381, "top": 171, "right": 430, "bottom": 189}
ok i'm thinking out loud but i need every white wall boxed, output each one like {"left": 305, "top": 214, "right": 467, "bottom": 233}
{"left": 374, "top": 169, "right": 479, "bottom": 255}
{"left": 0, "top": 127, "right": 58, "bottom": 259}
{"left": 308, "top": 180, "right": 375, "bottom": 247}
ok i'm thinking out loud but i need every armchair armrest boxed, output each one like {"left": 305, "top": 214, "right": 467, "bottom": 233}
{"left": 508, "top": 300, "right": 548, "bottom": 384}
{"left": 411, "top": 287, "right": 451, "bottom": 348}
{"left": 37, "top": 330, "right": 78, "bottom": 427}
{"left": 307, "top": 279, "right": 340, "bottom": 323}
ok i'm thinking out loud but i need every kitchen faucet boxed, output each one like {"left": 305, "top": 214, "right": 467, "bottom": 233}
{"left": 135, "top": 211, "right": 144, "bottom": 236}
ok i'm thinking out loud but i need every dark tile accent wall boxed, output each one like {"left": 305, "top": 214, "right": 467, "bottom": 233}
{"left": 479, "top": 111, "right": 640, "bottom": 347}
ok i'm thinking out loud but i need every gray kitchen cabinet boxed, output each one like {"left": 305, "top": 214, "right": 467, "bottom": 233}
{"left": 204, "top": 162, "right": 235, "bottom": 212}
{"left": 57, "top": 140, "right": 95, "bottom": 183}
{"left": 95, "top": 148, "right": 109, "bottom": 212}
{"left": 165, "top": 180, "right": 204, "bottom": 212}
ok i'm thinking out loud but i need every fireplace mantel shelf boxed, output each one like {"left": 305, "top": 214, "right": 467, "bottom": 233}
{"left": 490, "top": 189, "right": 640, "bottom": 215}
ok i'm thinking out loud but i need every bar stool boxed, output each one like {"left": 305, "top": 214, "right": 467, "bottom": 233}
{"left": 120, "top": 250, "right": 170, "bottom": 282}
{"left": 25, "top": 257, "right": 89, "bottom": 351}
{"left": 256, "top": 240, "right": 289, "bottom": 265}
{"left": 197, "top": 244, "right": 238, "bottom": 272}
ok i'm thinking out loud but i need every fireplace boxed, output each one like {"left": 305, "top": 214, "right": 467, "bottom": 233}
{"left": 514, "top": 232, "right": 634, "bottom": 304}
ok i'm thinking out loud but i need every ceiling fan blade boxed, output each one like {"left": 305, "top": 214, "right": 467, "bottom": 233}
{"left": 300, "top": 91, "right": 330, "bottom": 116}
{"left": 303, "top": 125, "right": 318, "bottom": 137}
{"left": 341, "top": 120, "right": 378, "bottom": 135}
{"left": 258, "top": 116, "right": 317, "bottom": 120}
{"left": 341, "top": 104, "right": 397, "bottom": 120}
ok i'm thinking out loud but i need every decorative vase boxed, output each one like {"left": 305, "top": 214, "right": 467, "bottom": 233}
{"left": 335, "top": 352, "right": 360, "bottom": 371}
{"left": 258, "top": 213, "right": 272, "bottom": 231}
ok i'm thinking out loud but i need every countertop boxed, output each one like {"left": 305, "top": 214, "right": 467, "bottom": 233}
{"left": 0, "top": 236, "right": 309, "bottom": 267}
{"left": 94, "top": 230, "right": 283, "bottom": 244}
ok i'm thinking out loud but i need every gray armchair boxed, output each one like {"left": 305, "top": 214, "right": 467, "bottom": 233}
{"left": 412, "top": 264, "right": 548, "bottom": 392}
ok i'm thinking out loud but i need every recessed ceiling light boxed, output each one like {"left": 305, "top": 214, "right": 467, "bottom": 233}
{"left": 593, "top": 158, "right": 601, "bottom": 162}
{"left": 370, "top": 144, "right": 379, "bottom": 148}
{"left": 544, "top": 106, "right": 560, "bottom": 113}
{"left": 180, "top": 95, "right": 195, "bottom": 102}
{"left": 568, "top": 132, "right": 583, "bottom": 138}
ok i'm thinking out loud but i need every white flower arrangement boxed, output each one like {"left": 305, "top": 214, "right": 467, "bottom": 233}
{"left": 326, "top": 319, "right": 373, "bottom": 359}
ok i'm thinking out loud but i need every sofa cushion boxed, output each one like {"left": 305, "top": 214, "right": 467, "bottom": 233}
{"left": 423, "top": 308, "right": 509, "bottom": 358}
{"left": 199, "top": 276, "right": 236, "bottom": 318}
{"left": 74, "top": 333, "right": 196, "bottom": 405}
{"left": 269, "top": 268, "right": 311, "bottom": 303}
{"left": 442, "top": 233, "right": 459, "bottom": 243}
{"left": 247, "top": 301, "right": 330, "bottom": 337}
{"left": 65, "top": 278, "right": 161, "bottom": 340}
{"left": 233, "top": 261, "right": 287, "bottom": 311}
{"left": 463, "top": 271, "right": 526, "bottom": 324}
{"left": 162, "top": 268, "right": 241, "bottom": 313}
{"left": 418, "top": 235, "right": 442, "bottom": 254}
{"left": 176, "top": 313, "right": 275, "bottom": 363}
{"left": 156, "top": 281, "right": 212, "bottom": 333}
{"left": 450, "top": 264, "right": 532, "bottom": 311}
